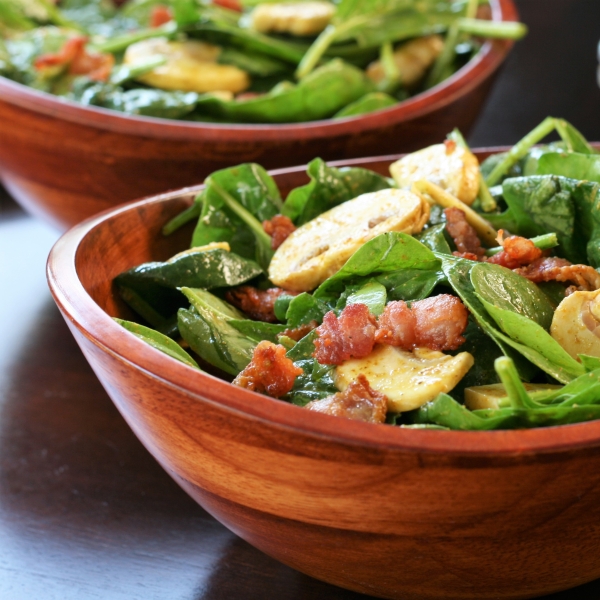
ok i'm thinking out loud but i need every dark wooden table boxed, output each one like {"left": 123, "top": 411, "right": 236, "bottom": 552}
{"left": 2, "top": 1, "right": 600, "bottom": 598}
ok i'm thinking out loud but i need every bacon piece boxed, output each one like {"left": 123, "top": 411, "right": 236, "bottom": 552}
{"left": 375, "top": 294, "right": 468, "bottom": 351}
{"left": 444, "top": 207, "right": 486, "bottom": 259}
{"left": 515, "top": 257, "right": 600, "bottom": 291}
{"left": 453, "top": 251, "right": 480, "bottom": 261}
{"left": 233, "top": 341, "right": 303, "bottom": 398}
{"left": 305, "top": 374, "right": 387, "bottom": 424}
{"left": 225, "top": 286, "right": 290, "bottom": 323}
{"left": 281, "top": 320, "right": 318, "bottom": 342}
{"left": 413, "top": 295, "right": 469, "bottom": 351}
{"left": 313, "top": 304, "right": 377, "bottom": 365}
{"left": 213, "top": 0, "right": 242, "bottom": 11}
{"left": 150, "top": 5, "right": 173, "bottom": 27}
{"left": 34, "top": 36, "right": 114, "bottom": 82}
{"left": 374, "top": 300, "right": 416, "bottom": 347}
{"left": 262, "top": 214, "right": 296, "bottom": 250}
{"left": 487, "top": 230, "right": 543, "bottom": 269}
{"left": 444, "top": 139, "right": 457, "bottom": 154}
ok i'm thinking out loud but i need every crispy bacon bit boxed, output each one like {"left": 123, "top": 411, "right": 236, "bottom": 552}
{"left": 305, "top": 374, "right": 387, "bottom": 424}
{"left": 313, "top": 304, "right": 377, "bottom": 365}
{"left": 233, "top": 341, "right": 303, "bottom": 398}
{"left": 150, "top": 5, "right": 173, "bottom": 27}
{"left": 281, "top": 321, "right": 318, "bottom": 342}
{"left": 263, "top": 214, "right": 296, "bottom": 250}
{"left": 34, "top": 36, "right": 114, "bottom": 82}
{"left": 374, "top": 300, "right": 416, "bottom": 347}
{"left": 515, "top": 257, "right": 600, "bottom": 291}
{"left": 226, "top": 286, "right": 290, "bottom": 323}
{"left": 444, "top": 207, "right": 486, "bottom": 259}
{"left": 487, "top": 229, "right": 543, "bottom": 269}
{"left": 213, "top": 0, "right": 242, "bottom": 11}
{"left": 444, "top": 139, "right": 457, "bottom": 155}
{"left": 454, "top": 251, "right": 481, "bottom": 261}
{"left": 375, "top": 295, "right": 468, "bottom": 351}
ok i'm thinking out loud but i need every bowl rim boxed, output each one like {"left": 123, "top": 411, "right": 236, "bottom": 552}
{"left": 47, "top": 148, "right": 600, "bottom": 458}
{"left": 1, "top": 0, "right": 517, "bottom": 141}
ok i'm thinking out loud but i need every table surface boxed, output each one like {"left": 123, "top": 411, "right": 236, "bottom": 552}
{"left": 2, "top": 1, "right": 600, "bottom": 598}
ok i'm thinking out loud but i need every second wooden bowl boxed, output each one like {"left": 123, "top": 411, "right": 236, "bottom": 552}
{"left": 47, "top": 152, "right": 600, "bottom": 600}
{"left": 0, "top": 0, "right": 518, "bottom": 230}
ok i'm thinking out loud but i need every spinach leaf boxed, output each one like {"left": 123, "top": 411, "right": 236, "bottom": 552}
{"left": 296, "top": 0, "right": 455, "bottom": 78}
{"left": 441, "top": 256, "right": 539, "bottom": 382}
{"left": 447, "top": 318, "right": 502, "bottom": 401}
{"left": 488, "top": 175, "right": 600, "bottom": 266}
{"left": 470, "top": 262, "right": 554, "bottom": 330}
{"left": 284, "top": 293, "right": 330, "bottom": 327}
{"left": 345, "top": 281, "right": 387, "bottom": 316}
{"left": 314, "top": 232, "right": 442, "bottom": 304}
{"left": 408, "top": 393, "right": 600, "bottom": 430}
{"left": 415, "top": 223, "right": 452, "bottom": 254}
{"left": 192, "top": 163, "right": 282, "bottom": 270}
{"left": 228, "top": 320, "right": 287, "bottom": 343}
{"left": 477, "top": 297, "right": 585, "bottom": 383}
{"left": 282, "top": 157, "right": 391, "bottom": 225}
{"left": 285, "top": 332, "right": 337, "bottom": 406}
{"left": 193, "top": 60, "right": 374, "bottom": 123}
{"left": 536, "top": 151, "right": 600, "bottom": 184}
{"left": 114, "top": 317, "right": 200, "bottom": 369}
{"left": 115, "top": 247, "right": 262, "bottom": 329}
{"left": 333, "top": 92, "right": 396, "bottom": 118}
{"left": 178, "top": 287, "right": 257, "bottom": 375}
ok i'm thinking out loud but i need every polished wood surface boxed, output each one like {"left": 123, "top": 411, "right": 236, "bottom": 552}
{"left": 0, "top": 0, "right": 516, "bottom": 231}
{"left": 3, "top": 1, "right": 600, "bottom": 598}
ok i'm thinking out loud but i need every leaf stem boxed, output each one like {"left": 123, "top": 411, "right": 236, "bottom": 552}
{"left": 494, "top": 356, "right": 541, "bottom": 410}
{"left": 456, "top": 18, "right": 528, "bottom": 40}
{"left": 485, "top": 116, "right": 558, "bottom": 186}
{"left": 485, "top": 233, "right": 558, "bottom": 256}
{"left": 91, "top": 21, "right": 177, "bottom": 54}
{"left": 207, "top": 177, "right": 273, "bottom": 255}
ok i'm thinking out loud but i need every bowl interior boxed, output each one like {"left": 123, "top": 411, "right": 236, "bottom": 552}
{"left": 46, "top": 151, "right": 600, "bottom": 459}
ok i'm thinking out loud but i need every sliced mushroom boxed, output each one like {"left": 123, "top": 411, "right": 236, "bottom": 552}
{"left": 124, "top": 38, "right": 249, "bottom": 94}
{"left": 335, "top": 345, "right": 474, "bottom": 413}
{"left": 268, "top": 188, "right": 429, "bottom": 292}
{"left": 551, "top": 289, "right": 600, "bottom": 359}
{"left": 390, "top": 142, "right": 480, "bottom": 205}
{"left": 249, "top": 2, "right": 335, "bottom": 37}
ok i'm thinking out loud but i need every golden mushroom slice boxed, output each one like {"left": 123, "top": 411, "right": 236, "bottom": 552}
{"left": 335, "top": 345, "right": 474, "bottom": 413}
{"left": 464, "top": 383, "right": 562, "bottom": 410}
{"left": 390, "top": 143, "right": 480, "bottom": 205}
{"left": 249, "top": 2, "right": 335, "bottom": 37}
{"left": 366, "top": 35, "right": 444, "bottom": 89}
{"left": 268, "top": 188, "right": 429, "bottom": 292}
{"left": 551, "top": 289, "right": 600, "bottom": 359}
{"left": 123, "top": 38, "right": 250, "bottom": 94}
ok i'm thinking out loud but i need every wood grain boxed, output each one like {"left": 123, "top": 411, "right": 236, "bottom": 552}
{"left": 47, "top": 152, "right": 600, "bottom": 600}
{"left": 0, "top": 0, "right": 516, "bottom": 230}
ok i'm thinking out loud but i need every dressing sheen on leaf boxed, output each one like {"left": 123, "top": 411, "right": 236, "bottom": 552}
{"left": 470, "top": 262, "right": 554, "bottom": 330}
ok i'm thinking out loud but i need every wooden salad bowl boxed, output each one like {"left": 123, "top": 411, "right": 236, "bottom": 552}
{"left": 0, "top": 0, "right": 518, "bottom": 231}
{"left": 47, "top": 152, "right": 600, "bottom": 600}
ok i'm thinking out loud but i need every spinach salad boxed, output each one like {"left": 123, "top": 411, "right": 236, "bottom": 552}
{"left": 0, "top": 0, "right": 525, "bottom": 123}
{"left": 113, "top": 117, "right": 600, "bottom": 431}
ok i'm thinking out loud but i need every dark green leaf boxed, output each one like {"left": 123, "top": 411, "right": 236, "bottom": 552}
{"left": 333, "top": 91, "right": 396, "bottom": 118}
{"left": 470, "top": 262, "right": 554, "bottom": 330}
{"left": 194, "top": 60, "right": 374, "bottom": 123}
{"left": 114, "top": 317, "right": 200, "bottom": 369}
{"left": 282, "top": 157, "right": 391, "bottom": 225}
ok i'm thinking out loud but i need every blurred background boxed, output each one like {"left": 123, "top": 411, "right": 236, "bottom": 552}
{"left": 2, "top": 1, "right": 600, "bottom": 599}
